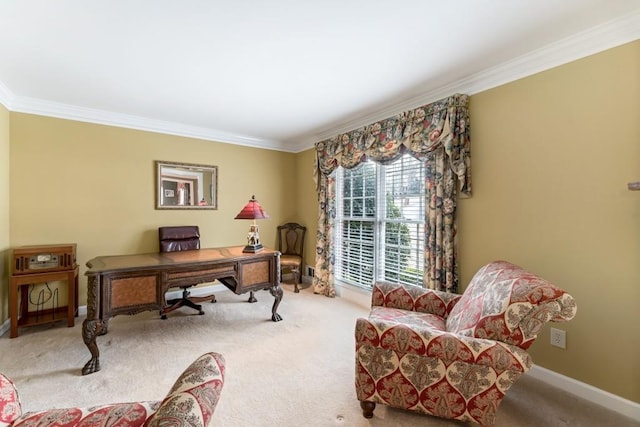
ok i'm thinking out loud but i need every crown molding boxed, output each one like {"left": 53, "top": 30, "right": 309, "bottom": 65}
{"left": 302, "top": 8, "right": 640, "bottom": 151}
{"left": 8, "top": 96, "right": 293, "bottom": 152}
{"left": 0, "top": 80, "right": 14, "bottom": 110}
{"left": 1, "top": 8, "right": 638, "bottom": 153}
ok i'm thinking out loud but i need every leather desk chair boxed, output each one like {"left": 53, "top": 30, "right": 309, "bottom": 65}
{"left": 158, "top": 225, "right": 215, "bottom": 319}
{"left": 277, "top": 222, "right": 306, "bottom": 293}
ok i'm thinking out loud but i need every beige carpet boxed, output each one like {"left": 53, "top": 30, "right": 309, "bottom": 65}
{"left": 0, "top": 284, "right": 637, "bottom": 427}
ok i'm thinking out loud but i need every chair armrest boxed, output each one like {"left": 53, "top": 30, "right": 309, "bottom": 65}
{"left": 0, "top": 373, "right": 22, "bottom": 427}
{"left": 356, "top": 317, "right": 532, "bottom": 373}
{"left": 372, "top": 281, "right": 462, "bottom": 317}
{"left": 145, "top": 352, "right": 225, "bottom": 427}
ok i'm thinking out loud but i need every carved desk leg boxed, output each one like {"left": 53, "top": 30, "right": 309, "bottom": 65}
{"left": 82, "top": 318, "right": 106, "bottom": 375}
{"left": 270, "top": 284, "right": 283, "bottom": 322}
{"left": 248, "top": 290, "right": 257, "bottom": 303}
{"left": 82, "top": 274, "right": 106, "bottom": 375}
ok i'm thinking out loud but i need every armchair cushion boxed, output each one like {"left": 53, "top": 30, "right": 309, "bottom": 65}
{"left": 372, "top": 281, "right": 462, "bottom": 317}
{"left": 2, "top": 352, "right": 225, "bottom": 427}
{"left": 357, "top": 310, "right": 532, "bottom": 377}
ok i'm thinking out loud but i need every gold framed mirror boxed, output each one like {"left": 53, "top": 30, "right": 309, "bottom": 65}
{"left": 155, "top": 161, "right": 218, "bottom": 210}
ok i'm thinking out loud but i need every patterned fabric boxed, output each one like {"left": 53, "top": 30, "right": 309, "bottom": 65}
{"left": 313, "top": 93, "right": 471, "bottom": 296}
{"left": 2, "top": 352, "right": 225, "bottom": 427}
{"left": 146, "top": 352, "right": 225, "bottom": 427}
{"left": 13, "top": 403, "right": 157, "bottom": 427}
{"left": 312, "top": 173, "right": 337, "bottom": 297}
{"left": 446, "top": 261, "right": 577, "bottom": 349}
{"left": 372, "top": 281, "right": 462, "bottom": 316}
{"left": 355, "top": 261, "right": 576, "bottom": 426}
{"left": 0, "top": 374, "right": 21, "bottom": 427}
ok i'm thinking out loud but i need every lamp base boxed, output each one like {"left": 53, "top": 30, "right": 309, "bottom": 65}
{"left": 242, "top": 244, "right": 264, "bottom": 253}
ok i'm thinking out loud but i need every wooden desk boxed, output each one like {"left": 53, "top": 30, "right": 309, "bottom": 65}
{"left": 9, "top": 268, "right": 79, "bottom": 338}
{"left": 82, "top": 246, "right": 282, "bottom": 375}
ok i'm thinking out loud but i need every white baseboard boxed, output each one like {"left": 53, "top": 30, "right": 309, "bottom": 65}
{"left": 0, "top": 318, "right": 7, "bottom": 337}
{"left": 528, "top": 365, "right": 639, "bottom": 421}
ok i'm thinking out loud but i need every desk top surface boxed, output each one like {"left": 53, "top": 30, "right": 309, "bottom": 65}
{"left": 86, "top": 246, "right": 279, "bottom": 274}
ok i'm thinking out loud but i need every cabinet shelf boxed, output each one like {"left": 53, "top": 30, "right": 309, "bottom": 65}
{"left": 18, "top": 306, "right": 73, "bottom": 327}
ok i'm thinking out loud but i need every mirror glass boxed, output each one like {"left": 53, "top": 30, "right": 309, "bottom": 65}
{"left": 156, "top": 161, "right": 218, "bottom": 210}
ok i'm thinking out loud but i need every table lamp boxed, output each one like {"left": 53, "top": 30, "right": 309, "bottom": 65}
{"left": 234, "top": 195, "right": 270, "bottom": 252}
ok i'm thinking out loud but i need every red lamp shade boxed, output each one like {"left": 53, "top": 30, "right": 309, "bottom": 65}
{"left": 235, "top": 196, "right": 269, "bottom": 253}
{"left": 234, "top": 195, "right": 270, "bottom": 220}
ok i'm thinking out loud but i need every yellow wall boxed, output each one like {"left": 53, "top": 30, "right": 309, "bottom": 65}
{"left": 294, "top": 147, "right": 318, "bottom": 272}
{"left": 297, "top": 41, "right": 640, "bottom": 402}
{"left": 0, "top": 104, "right": 9, "bottom": 323}
{"left": 459, "top": 40, "right": 640, "bottom": 401}
{"left": 9, "top": 114, "right": 296, "bottom": 306}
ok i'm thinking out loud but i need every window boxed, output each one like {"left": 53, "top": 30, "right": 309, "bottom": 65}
{"left": 334, "top": 153, "right": 426, "bottom": 289}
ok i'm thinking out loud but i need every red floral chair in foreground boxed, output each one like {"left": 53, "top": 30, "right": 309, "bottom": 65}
{"left": 355, "top": 261, "right": 577, "bottom": 426}
{"left": 0, "top": 352, "right": 225, "bottom": 427}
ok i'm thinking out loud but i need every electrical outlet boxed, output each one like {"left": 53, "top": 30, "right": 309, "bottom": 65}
{"left": 550, "top": 327, "right": 566, "bottom": 349}
{"left": 306, "top": 265, "right": 315, "bottom": 277}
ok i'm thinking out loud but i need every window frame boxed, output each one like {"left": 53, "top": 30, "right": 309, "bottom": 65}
{"left": 333, "top": 154, "right": 426, "bottom": 290}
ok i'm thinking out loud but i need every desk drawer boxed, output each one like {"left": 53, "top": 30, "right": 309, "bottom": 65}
{"left": 166, "top": 264, "right": 236, "bottom": 287}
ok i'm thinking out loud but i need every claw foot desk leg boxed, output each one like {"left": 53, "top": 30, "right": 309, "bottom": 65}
{"left": 82, "top": 273, "right": 106, "bottom": 375}
{"left": 82, "top": 318, "right": 106, "bottom": 375}
{"left": 270, "top": 284, "right": 283, "bottom": 322}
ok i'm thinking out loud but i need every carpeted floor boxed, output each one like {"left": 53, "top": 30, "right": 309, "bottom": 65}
{"left": 0, "top": 283, "right": 637, "bottom": 426}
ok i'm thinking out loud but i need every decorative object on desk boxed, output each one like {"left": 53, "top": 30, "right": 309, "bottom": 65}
{"left": 234, "top": 195, "right": 270, "bottom": 253}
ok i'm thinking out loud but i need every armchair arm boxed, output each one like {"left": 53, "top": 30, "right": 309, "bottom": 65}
{"left": 0, "top": 373, "right": 22, "bottom": 427}
{"left": 145, "top": 352, "right": 225, "bottom": 427}
{"left": 372, "top": 281, "right": 462, "bottom": 317}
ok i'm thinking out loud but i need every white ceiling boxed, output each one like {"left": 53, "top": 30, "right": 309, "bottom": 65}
{"left": 0, "top": 1, "right": 638, "bottom": 153}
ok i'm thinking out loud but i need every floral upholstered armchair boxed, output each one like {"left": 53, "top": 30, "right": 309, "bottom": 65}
{"left": 0, "top": 352, "right": 225, "bottom": 427}
{"left": 355, "top": 261, "right": 577, "bottom": 426}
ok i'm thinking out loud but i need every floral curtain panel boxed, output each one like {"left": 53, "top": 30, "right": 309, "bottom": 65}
{"left": 313, "top": 93, "right": 471, "bottom": 297}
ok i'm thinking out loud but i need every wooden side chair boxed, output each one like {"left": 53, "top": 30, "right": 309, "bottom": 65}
{"left": 277, "top": 222, "right": 306, "bottom": 292}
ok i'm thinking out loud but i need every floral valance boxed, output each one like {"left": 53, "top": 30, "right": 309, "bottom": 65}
{"left": 314, "top": 93, "right": 471, "bottom": 197}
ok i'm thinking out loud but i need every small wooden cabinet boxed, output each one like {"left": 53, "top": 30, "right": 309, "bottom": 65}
{"left": 9, "top": 244, "right": 79, "bottom": 338}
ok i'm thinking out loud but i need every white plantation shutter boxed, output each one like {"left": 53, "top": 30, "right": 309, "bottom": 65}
{"left": 335, "top": 154, "right": 425, "bottom": 289}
